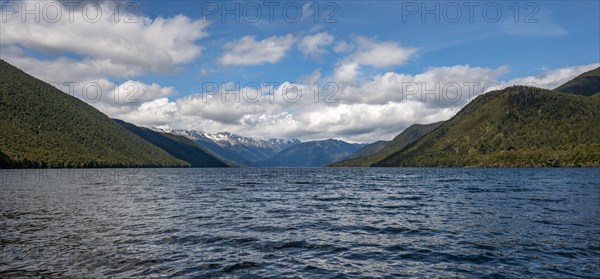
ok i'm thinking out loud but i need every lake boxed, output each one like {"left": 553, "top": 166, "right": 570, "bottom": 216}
{"left": 1, "top": 168, "right": 599, "bottom": 278}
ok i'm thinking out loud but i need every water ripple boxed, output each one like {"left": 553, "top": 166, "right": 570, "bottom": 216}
{"left": 1, "top": 168, "right": 599, "bottom": 278}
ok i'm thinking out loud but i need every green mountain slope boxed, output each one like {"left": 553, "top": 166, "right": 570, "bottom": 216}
{"left": 555, "top": 66, "right": 600, "bottom": 96}
{"left": 0, "top": 59, "right": 188, "bottom": 168}
{"left": 114, "top": 120, "right": 230, "bottom": 167}
{"left": 329, "top": 122, "right": 444, "bottom": 167}
{"left": 374, "top": 86, "right": 600, "bottom": 167}
{"left": 342, "top": 140, "right": 390, "bottom": 161}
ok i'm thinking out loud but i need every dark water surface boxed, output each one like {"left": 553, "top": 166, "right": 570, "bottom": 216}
{"left": 1, "top": 168, "right": 599, "bottom": 278}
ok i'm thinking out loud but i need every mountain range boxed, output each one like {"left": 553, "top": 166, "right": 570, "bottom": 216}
{"left": 163, "top": 130, "right": 364, "bottom": 167}
{"left": 258, "top": 139, "right": 365, "bottom": 167}
{"left": 116, "top": 120, "right": 229, "bottom": 167}
{"left": 329, "top": 121, "right": 444, "bottom": 167}
{"left": 1, "top": 59, "right": 599, "bottom": 168}
{"left": 162, "top": 129, "right": 301, "bottom": 164}
{"left": 0, "top": 59, "right": 361, "bottom": 168}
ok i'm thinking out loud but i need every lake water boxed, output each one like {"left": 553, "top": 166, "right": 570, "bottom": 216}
{"left": 1, "top": 168, "right": 599, "bottom": 278}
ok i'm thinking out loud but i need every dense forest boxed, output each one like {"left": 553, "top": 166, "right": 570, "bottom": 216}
{"left": 329, "top": 122, "right": 443, "bottom": 167}
{"left": 374, "top": 86, "right": 600, "bottom": 167}
{"left": 0, "top": 60, "right": 189, "bottom": 168}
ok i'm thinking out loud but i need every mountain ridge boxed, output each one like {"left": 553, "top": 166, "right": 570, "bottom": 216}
{"left": 555, "top": 66, "right": 600, "bottom": 96}
{"left": 116, "top": 120, "right": 229, "bottom": 167}
{"left": 341, "top": 140, "right": 390, "bottom": 161}
{"left": 374, "top": 86, "right": 600, "bottom": 167}
{"left": 164, "top": 129, "right": 301, "bottom": 164}
{"left": 3, "top": 58, "right": 599, "bottom": 168}
{"left": 0, "top": 59, "right": 188, "bottom": 168}
{"left": 329, "top": 121, "right": 444, "bottom": 167}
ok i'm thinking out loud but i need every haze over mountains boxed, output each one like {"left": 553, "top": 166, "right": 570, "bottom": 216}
{"left": 1, "top": 59, "right": 599, "bottom": 168}
{"left": 260, "top": 139, "right": 365, "bottom": 167}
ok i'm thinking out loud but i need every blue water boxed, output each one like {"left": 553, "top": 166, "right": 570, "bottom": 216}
{"left": 1, "top": 168, "right": 599, "bottom": 278}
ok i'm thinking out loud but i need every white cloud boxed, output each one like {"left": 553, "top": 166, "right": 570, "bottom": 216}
{"left": 74, "top": 63, "right": 597, "bottom": 142}
{"left": 177, "top": 92, "right": 267, "bottom": 125}
{"left": 88, "top": 66, "right": 475, "bottom": 140}
{"left": 333, "top": 62, "right": 360, "bottom": 83}
{"left": 299, "top": 68, "right": 322, "bottom": 84}
{"left": 1, "top": 52, "right": 143, "bottom": 82}
{"left": 110, "top": 81, "right": 176, "bottom": 105}
{"left": 333, "top": 41, "right": 353, "bottom": 53}
{"left": 119, "top": 98, "right": 179, "bottom": 127}
{"left": 219, "top": 34, "right": 295, "bottom": 65}
{"left": 298, "top": 32, "right": 334, "bottom": 60}
{"left": 61, "top": 79, "right": 177, "bottom": 109}
{"left": 0, "top": 1, "right": 209, "bottom": 76}
{"left": 332, "top": 65, "right": 511, "bottom": 110}
{"left": 327, "top": 37, "right": 419, "bottom": 85}
{"left": 504, "top": 64, "right": 600, "bottom": 89}
{"left": 350, "top": 37, "right": 418, "bottom": 68}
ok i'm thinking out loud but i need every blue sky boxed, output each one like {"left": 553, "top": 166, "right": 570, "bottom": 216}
{"left": 1, "top": 0, "right": 599, "bottom": 141}
{"left": 131, "top": 0, "right": 599, "bottom": 92}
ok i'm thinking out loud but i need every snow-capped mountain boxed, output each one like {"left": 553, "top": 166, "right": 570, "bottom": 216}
{"left": 154, "top": 128, "right": 301, "bottom": 164}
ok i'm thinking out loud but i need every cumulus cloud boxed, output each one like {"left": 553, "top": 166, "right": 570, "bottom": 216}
{"left": 298, "top": 68, "right": 322, "bottom": 84}
{"left": 1, "top": 51, "right": 143, "bottom": 83}
{"left": 333, "top": 41, "right": 353, "bottom": 53}
{"left": 333, "top": 62, "right": 360, "bottom": 84}
{"left": 158, "top": 91, "right": 459, "bottom": 142}
{"left": 0, "top": 0, "right": 204, "bottom": 129}
{"left": 298, "top": 32, "right": 334, "bottom": 60}
{"left": 504, "top": 64, "right": 600, "bottom": 89}
{"left": 0, "top": 1, "right": 209, "bottom": 76}
{"left": 109, "top": 80, "right": 176, "bottom": 105}
{"left": 219, "top": 34, "right": 295, "bottom": 65}
{"left": 349, "top": 36, "right": 418, "bottom": 68}
{"left": 327, "top": 36, "right": 419, "bottom": 84}
{"left": 1, "top": 2, "right": 594, "bottom": 142}
{"left": 92, "top": 63, "right": 596, "bottom": 142}
{"left": 117, "top": 98, "right": 179, "bottom": 127}
{"left": 51, "top": 78, "right": 177, "bottom": 112}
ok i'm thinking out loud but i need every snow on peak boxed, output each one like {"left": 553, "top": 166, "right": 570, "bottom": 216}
{"left": 167, "top": 129, "right": 301, "bottom": 149}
